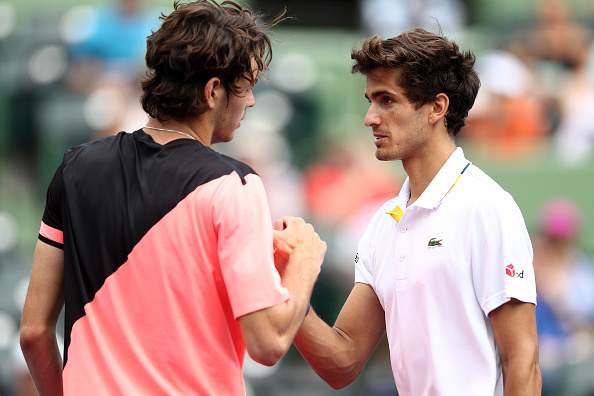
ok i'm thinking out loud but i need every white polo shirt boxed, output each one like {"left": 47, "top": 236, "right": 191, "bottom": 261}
{"left": 355, "top": 147, "right": 536, "bottom": 396}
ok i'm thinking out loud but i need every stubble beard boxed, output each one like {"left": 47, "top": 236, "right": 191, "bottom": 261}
{"left": 375, "top": 144, "right": 401, "bottom": 162}
{"left": 375, "top": 150, "right": 391, "bottom": 161}
{"left": 211, "top": 106, "right": 237, "bottom": 144}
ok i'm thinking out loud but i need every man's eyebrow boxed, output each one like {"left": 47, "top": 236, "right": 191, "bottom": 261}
{"left": 365, "top": 90, "right": 394, "bottom": 100}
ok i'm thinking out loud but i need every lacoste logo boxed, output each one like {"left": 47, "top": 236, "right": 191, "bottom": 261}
{"left": 505, "top": 264, "right": 524, "bottom": 278}
{"left": 428, "top": 237, "right": 442, "bottom": 247}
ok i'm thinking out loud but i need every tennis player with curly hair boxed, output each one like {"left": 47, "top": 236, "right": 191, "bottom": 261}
{"left": 20, "top": 1, "right": 326, "bottom": 394}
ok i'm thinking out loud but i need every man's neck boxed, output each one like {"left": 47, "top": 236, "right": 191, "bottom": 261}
{"left": 403, "top": 143, "right": 456, "bottom": 207}
{"left": 144, "top": 117, "right": 211, "bottom": 146}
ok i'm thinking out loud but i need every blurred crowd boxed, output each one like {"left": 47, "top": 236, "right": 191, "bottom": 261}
{"left": 463, "top": 0, "right": 594, "bottom": 165}
{"left": 533, "top": 200, "right": 594, "bottom": 396}
{"left": 0, "top": 0, "right": 594, "bottom": 395}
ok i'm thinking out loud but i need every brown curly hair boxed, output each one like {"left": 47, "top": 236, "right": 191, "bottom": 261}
{"left": 141, "top": 0, "right": 281, "bottom": 122}
{"left": 351, "top": 28, "right": 480, "bottom": 137}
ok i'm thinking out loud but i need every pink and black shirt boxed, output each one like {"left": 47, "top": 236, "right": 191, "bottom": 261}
{"left": 39, "top": 130, "right": 289, "bottom": 395}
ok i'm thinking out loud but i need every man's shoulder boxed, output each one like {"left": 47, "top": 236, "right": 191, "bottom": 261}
{"left": 213, "top": 152, "right": 257, "bottom": 175}
{"left": 461, "top": 164, "right": 508, "bottom": 198}
{"left": 199, "top": 152, "right": 258, "bottom": 186}
{"left": 454, "top": 164, "right": 526, "bottom": 224}
{"left": 62, "top": 133, "right": 122, "bottom": 166}
{"left": 451, "top": 164, "right": 524, "bottom": 216}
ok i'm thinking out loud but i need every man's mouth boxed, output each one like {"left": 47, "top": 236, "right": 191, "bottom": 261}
{"left": 373, "top": 132, "right": 388, "bottom": 144}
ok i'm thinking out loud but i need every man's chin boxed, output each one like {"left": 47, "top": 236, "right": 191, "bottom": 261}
{"left": 211, "top": 133, "right": 234, "bottom": 145}
{"left": 375, "top": 149, "right": 399, "bottom": 162}
{"left": 375, "top": 150, "right": 391, "bottom": 161}
{"left": 224, "top": 133, "right": 235, "bottom": 143}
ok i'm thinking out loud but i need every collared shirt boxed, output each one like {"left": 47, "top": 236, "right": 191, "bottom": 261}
{"left": 355, "top": 147, "right": 536, "bottom": 396}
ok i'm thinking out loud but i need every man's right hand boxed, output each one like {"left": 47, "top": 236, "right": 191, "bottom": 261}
{"left": 273, "top": 216, "right": 326, "bottom": 278}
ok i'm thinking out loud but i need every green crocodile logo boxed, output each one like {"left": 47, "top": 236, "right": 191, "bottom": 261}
{"left": 428, "top": 237, "right": 443, "bottom": 247}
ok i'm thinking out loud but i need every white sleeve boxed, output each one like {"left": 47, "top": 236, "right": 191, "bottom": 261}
{"left": 470, "top": 191, "right": 537, "bottom": 316}
{"left": 354, "top": 209, "right": 383, "bottom": 288}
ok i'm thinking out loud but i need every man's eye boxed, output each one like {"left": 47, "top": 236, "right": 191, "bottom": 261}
{"left": 382, "top": 97, "right": 393, "bottom": 104}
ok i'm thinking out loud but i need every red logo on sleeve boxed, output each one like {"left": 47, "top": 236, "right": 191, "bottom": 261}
{"left": 505, "top": 264, "right": 515, "bottom": 277}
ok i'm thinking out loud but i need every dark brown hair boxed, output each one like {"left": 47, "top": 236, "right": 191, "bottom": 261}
{"left": 351, "top": 28, "right": 480, "bottom": 136}
{"left": 141, "top": 0, "right": 281, "bottom": 121}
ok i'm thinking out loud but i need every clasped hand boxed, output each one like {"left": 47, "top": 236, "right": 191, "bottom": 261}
{"left": 272, "top": 216, "right": 326, "bottom": 275}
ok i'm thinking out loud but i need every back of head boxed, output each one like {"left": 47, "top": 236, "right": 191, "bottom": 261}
{"left": 141, "top": 0, "right": 279, "bottom": 122}
{"left": 351, "top": 28, "right": 480, "bottom": 136}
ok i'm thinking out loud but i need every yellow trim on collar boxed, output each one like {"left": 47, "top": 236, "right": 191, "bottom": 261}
{"left": 386, "top": 205, "right": 404, "bottom": 222}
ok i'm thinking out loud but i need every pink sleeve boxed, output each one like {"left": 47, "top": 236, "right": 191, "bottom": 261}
{"left": 213, "top": 173, "right": 290, "bottom": 318}
{"left": 39, "top": 221, "right": 64, "bottom": 244}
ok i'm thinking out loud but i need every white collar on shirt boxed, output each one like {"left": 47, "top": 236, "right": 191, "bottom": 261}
{"left": 396, "top": 147, "right": 471, "bottom": 210}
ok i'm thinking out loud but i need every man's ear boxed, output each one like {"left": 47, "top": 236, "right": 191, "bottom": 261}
{"left": 204, "top": 77, "right": 222, "bottom": 109}
{"left": 429, "top": 93, "right": 449, "bottom": 125}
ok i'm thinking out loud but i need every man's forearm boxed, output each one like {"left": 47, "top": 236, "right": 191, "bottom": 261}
{"left": 502, "top": 356, "right": 541, "bottom": 396}
{"left": 294, "top": 310, "right": 362, "bottom": 389}
{"left": 241, "top": 217, "right": 326, "bottom": 366}
{"left": 294, "top": 283, "right": 386, "bottom": 390}
{"left": 20, "top": 330, "right": 63, "bottom": 396}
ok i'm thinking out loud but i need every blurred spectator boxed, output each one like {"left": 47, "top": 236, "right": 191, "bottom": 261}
{"left": 462, "top": 50, "right": 550, "bottom": 160}
{"left": 63, "top": 0, "right": 158, "bottom": 138}
{"left": 303, "top": 137, "right": 400, "bottom": 277}
{"left": 532, "top": 199, "right": 594, "bottom": 395}
{"left": 508, "top": 0, "right": 592, "bottom": 72}
{"left": 552, "top": 49, "right": 594, "bottom": 165}
{"left": 224, "top": 116, "right": 307, "bottom": 223}
{"left": 506, "top": 0, "right": 594, "bottom": 165}
{"left": 303, "top": 137, "right": 400, "bottom": 230}
{"left": 359, "top": 0, "right": 467, "bottom": 37}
